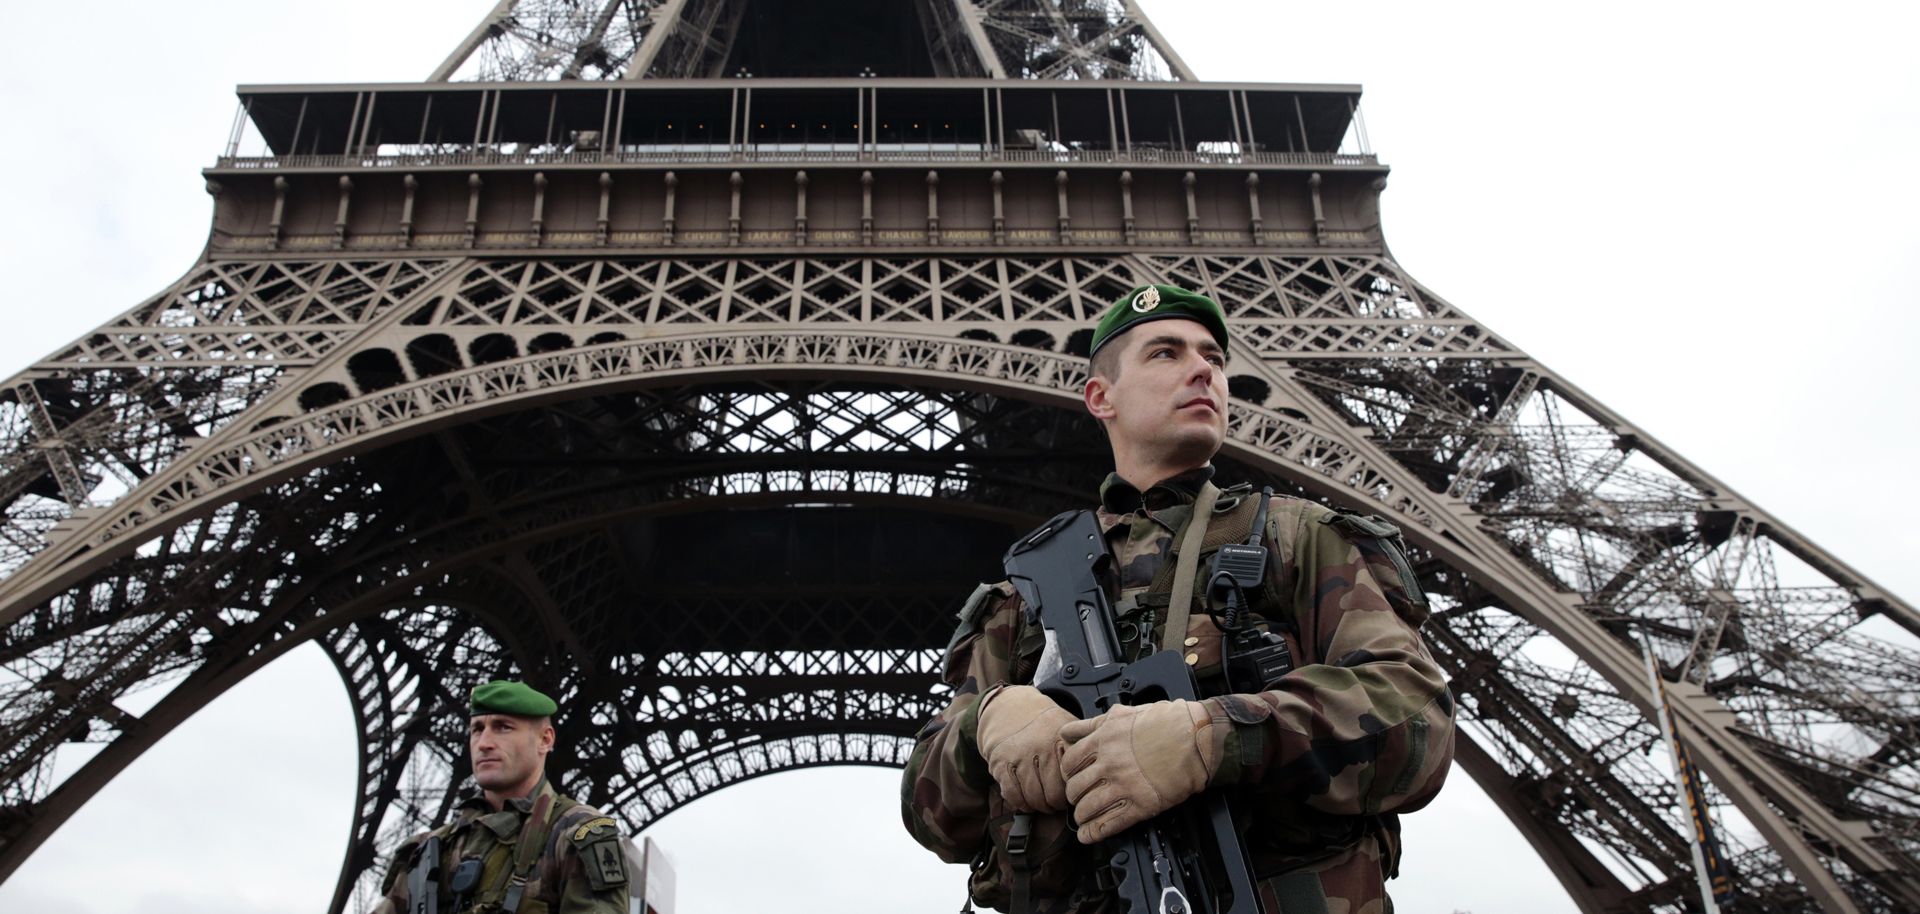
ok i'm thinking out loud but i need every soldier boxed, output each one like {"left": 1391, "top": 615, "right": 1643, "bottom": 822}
{"left": 901, "top": 285, "right": 1456, "bottom": 913}
{"left": 374, "top": 680, "right": 631, "bottom": 914}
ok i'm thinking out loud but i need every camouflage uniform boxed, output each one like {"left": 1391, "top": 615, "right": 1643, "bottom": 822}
{"left": 373, "top": 777, "right": 631, "bottom": 914}
{"left": 901, "top": 467, "right": 1456, "bottom": 913}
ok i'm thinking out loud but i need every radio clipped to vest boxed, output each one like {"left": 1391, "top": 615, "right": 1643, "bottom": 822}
{"left": 449, "top": 857, "right": 483, "bottom": 911}
{"left": 1204, "top": 486, "right": 1294, "bottom": 693}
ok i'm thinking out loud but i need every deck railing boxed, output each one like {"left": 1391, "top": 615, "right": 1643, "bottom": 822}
{"left": 213, "top": 147, "right": 1379, "bottom": 170}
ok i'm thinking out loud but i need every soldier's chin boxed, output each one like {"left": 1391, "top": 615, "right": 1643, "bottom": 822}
{"left": 1167, "top": 426, "right": 1224, "bottom": 462}
{"left": 473, "top": 768, "right": 517, "bottom": 789}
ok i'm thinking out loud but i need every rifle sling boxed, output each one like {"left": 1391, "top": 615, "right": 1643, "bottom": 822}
{"left": 1161, "top": 482, "right": 1221, "bottom": 653}
{"left": 1008, "top": 813, "right": 1033, "bottom": 914}
{"left": 501, "top": 792, "right": 554, "bottom": 914}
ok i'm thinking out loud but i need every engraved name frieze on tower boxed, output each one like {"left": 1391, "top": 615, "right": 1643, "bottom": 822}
{"left": 0, "top": 2, "right": 1914, "bottom": 913}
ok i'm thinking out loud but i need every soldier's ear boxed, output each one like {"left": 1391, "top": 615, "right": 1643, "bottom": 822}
{"left": 1084, "top": 376, "right": 1116, "bottom": 421}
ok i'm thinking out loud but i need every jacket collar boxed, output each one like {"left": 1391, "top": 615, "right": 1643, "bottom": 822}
{"left": 1097, "top": 465, "right": 1215, "bottom": 516}
{"left": 454, "top": 774, "right": 557, "bottom": 820}
{"left": 503, "top": 776, "right": 559, "bottom": 814}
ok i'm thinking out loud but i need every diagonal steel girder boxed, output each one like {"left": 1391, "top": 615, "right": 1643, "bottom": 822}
{"left": 432, "top": 0, "right": 660, "bottom": 82}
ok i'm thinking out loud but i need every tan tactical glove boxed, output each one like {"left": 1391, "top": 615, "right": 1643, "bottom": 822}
{"left": 1058, "top": 699, "right": 1224, "bottom": 844}
{"left": 976, "top": 684, "right": 1077, "bottom": 813}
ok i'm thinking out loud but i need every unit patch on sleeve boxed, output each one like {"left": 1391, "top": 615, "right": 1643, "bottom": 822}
{"left": 584, "top": 838, "right": 627, "bottom": 890}
{"left": 568, "top": 816, "right": 627, "bottom": 891}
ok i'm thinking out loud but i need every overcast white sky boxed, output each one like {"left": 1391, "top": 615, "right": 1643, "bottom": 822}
{"left": 0, "top": 1, "right": 1915, "bottom": 912}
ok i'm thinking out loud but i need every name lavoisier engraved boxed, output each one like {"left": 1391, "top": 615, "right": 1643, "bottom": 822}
{"left": 0, "top": 2, "right": 1913, "bottom": 913}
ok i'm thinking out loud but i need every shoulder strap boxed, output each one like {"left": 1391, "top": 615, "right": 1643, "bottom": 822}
{"left": 1006, "top": 814, "right": 1033, "bottom": 914}
{"left": 1159, "top": 481, "right": 1219, "bottom": 653}
{"left": 500, "top": 792, "right": 557, "bottom": 914}
{"left": 1145, "top": 488, "right": 1270, "bottom": 649}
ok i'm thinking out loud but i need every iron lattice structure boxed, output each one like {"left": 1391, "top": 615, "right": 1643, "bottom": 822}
{"left": 1, "top": 2, "right": 1917, "bottom": 913}
{"left": 431, "top": 0, "right": 1191, "bottom": 81}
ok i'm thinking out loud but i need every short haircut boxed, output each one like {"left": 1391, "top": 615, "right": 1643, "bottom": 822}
{"left": 1088, "top": 340, "right": 1124, "bottom": 381}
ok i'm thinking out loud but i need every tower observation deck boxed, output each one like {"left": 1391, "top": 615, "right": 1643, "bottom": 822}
{"left": 0, "top": 2, "right": 1914, "bottom": 913}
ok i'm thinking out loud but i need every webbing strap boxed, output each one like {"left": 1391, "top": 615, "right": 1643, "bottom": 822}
{"left": 1011, "top": 862, "right": 1031, "bottom": 914}
{"left": 1161, "top": 482, "right": 1220, "bottom": 653}
{"left": 501, "top": 792, "right": 553, "bottom": 914}
{"left": 1264, "top": 871, "right": 1334, "bottom": 914}
{"left": 1007, "top": 813, "right": 1033, "bottom": 914}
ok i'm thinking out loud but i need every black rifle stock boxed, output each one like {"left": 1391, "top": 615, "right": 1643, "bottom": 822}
{"left": 1004, "top": 509, "right": 1260, "bottom": 914}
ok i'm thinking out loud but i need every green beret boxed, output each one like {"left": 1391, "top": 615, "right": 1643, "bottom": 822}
{"left": 1088, "top": 284, "right": 1229, "bottom": 359}
{"left": 471, "top": 680, "right": 557, "bottom": 718}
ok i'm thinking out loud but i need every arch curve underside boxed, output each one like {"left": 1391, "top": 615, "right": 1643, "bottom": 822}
{"left": 0, "top": 253, "right": 1912, "bottom": 914}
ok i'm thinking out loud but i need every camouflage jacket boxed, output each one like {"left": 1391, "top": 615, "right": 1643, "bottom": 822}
{"left": 900, "top": 469, "right": 1456, "bottom": 913}
{"left": 373, "top": 778, "right": 632, "bottom": 914}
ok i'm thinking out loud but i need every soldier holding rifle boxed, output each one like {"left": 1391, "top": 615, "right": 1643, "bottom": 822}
{"left": 902, "top": 285, "right": 1456, "bottom": 913}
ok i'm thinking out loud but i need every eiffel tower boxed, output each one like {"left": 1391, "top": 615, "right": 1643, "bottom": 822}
{"left": 0, "top": 2, "right": 1914, "bottom": 912}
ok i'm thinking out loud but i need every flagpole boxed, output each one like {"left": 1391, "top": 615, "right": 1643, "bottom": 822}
{"left": 1643, "top": 640, "right": 1724, "bottom": 914}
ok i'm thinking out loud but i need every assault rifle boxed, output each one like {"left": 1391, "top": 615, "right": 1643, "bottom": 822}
{"left": 1004, "top": 509, "right": 1260, "bottom": 914}
{"left": 406, "top": 834, "right": 442, "bottom": 914}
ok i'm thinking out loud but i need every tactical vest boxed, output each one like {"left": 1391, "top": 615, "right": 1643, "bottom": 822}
{"left": 1124, "top": 485, "right": 1427, "bottom": 673}
{"left": 440, "top": 792, "right": 579, "bottom": 914}
{"left": 964, "top": 485, "right": 1430, "bottom": 913}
